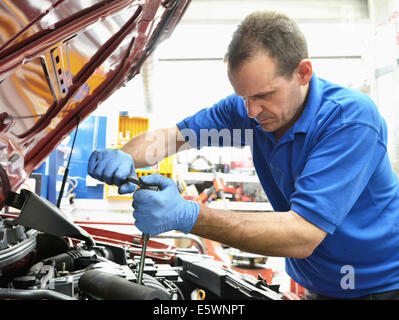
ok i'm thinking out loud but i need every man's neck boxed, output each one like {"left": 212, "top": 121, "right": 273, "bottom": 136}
{"left": 274, "top": 83, "right": 310, "bottom": 142}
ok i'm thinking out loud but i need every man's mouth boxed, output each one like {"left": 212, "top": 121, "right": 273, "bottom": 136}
{"left": 257, "top": 117, "right": 273, "bottom": 124}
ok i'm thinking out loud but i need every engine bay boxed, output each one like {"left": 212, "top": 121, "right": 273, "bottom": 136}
{"left": 0, "top": 189, "right": 283, "bottom": 300}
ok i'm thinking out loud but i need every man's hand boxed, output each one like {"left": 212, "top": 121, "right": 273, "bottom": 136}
{"left": 132, "top": 174, "right": 200, "bottom": 235}
{"left": 87, "top": 149, "right": 138, "bottom": 194}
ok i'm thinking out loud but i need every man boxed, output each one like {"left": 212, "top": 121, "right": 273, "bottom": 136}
{"left": 88, "top": 11, "right": 399, "bottom": 299}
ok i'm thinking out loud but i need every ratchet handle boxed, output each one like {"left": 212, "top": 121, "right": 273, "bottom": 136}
{"left": 125, "top": 176, "right": 159, "bottom": 191}
{"left": 140, "top": 183, "right": 159, "bottom": 191}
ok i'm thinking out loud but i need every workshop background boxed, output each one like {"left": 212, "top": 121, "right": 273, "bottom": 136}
{"left": 23, "top": 0, "right": 399, "bottom": 293}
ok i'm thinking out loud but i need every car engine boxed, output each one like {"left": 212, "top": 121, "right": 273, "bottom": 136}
{"left": 0, "top": 189, "right": 283, "bottom": 300}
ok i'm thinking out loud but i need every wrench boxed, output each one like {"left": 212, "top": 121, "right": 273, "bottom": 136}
{"left": 125, "top": 176, "right": 158, "bottom": 285}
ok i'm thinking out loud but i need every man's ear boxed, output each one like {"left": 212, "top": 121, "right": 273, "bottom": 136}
{"left": 296, "top": 59, "right": 313, "bottom": 85}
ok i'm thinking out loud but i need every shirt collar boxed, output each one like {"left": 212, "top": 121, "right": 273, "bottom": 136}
{"left": 291, "top": 73, "right": 323, "bottom": 134}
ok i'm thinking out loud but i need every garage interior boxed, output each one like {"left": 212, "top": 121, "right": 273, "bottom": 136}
{"left": 1, "top": 0, "right": 399, "bottom": 301}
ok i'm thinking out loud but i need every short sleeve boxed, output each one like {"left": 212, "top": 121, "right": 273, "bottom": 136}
{"left": 176, "top": 94, "right": 252, "bottom": 149}
{"left": 290, "top": 124, "right": 386, "bottom": 234}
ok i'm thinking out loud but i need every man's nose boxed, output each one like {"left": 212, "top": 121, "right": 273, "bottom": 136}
{"left": 245, "top": 97, "right": 263, "bottom": 118}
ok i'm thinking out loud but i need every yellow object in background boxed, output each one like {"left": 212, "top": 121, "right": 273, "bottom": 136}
{"left": 106, "top": 115, "right": 174, "bottom": 200}
{"left": 117, "top": 116, "right": 149, "bottom": 148}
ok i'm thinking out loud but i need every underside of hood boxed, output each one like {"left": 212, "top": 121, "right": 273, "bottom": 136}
{"left": 0, "top": 0, "right": 190, "bottom": 207}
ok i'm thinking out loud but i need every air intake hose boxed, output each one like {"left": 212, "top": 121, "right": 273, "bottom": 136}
{"left": 78, "top": 270, "right": 171, "bottom": 300}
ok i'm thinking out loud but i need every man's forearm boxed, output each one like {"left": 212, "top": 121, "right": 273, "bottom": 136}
{"left": 190, "top": 206, "right": 327, "bottom": 259}
{"left": 120, "top": 126, "right": 189, "bottom": 168}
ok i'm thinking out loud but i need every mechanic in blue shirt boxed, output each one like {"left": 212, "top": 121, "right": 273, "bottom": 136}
{"left": 88, "top": 11, "right": 399, "bottom": 299}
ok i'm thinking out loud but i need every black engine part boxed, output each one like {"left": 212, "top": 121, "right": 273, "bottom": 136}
{"left": 176, "top": 254, "right": 281, "bottom": 300}
{"left": 4, "top": 190, "right": 95, "bottom": 246}
{"left": 43, "top": 249, "right": 98, "bottom": 272}
{"left": 0, "top": 220, "right": 37, "bottom": 271}
{"left": 78, "top": 269, "right": 172, "bottom": 300}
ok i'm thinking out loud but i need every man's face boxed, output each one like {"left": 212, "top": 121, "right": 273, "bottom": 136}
{"left": 228, "top": 52, "right": 309, "bottom": 137}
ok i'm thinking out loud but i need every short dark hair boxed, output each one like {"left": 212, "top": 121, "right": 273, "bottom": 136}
{"left": 225, "top": 11, "right": 309, "bottom": 78}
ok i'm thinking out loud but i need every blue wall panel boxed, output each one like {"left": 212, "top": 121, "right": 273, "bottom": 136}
{"left": 39, "top": 115, "right": 107, "bottom": 203}
{"left": 67, "top": 115, "right": 107, "bottom": 199}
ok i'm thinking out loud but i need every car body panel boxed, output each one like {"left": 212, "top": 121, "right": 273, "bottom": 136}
{"left": 0, "top": 0, "right": 190, "bottom": 207}
{"left": 0, "top": 1, "right": 294, "bottom": 300}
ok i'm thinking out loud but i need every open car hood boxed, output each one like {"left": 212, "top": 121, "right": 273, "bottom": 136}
{"left": 0, "top": 1, "right": 296, "bottom": 301}
{"left": 0, "top": 0, "right": 190, "bottom": 207}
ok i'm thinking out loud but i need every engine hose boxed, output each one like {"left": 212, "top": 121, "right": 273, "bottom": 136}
{"left": 78, "top": 270, "right": 171, "bottom": 300}
{"left": 43, "top": 249, "right": 96, "bottom": 272}
{"left": 0, "top": 288, "right": 75, "bottom": 300}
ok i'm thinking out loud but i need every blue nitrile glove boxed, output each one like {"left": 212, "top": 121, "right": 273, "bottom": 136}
{"left": 132, "top": 174, "right": 200, "bottom": 235}
{"left": 87, "top": 149, "right": 137, "bottom": 194}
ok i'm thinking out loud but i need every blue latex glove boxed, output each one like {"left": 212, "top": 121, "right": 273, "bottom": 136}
{"left": 133, "top": 174, "right": 200, "bottom": 235}
{"left": 87, "top": 149, "right": 138, "bottom": 194}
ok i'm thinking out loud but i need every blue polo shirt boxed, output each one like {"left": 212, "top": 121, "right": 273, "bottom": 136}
{"left": 176, "top": 74, "right": 399, "bottom": 298}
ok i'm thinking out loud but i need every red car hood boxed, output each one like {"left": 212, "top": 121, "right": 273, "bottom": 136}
{"left": 0, "top": 0, "right": 190, "bottom": 207}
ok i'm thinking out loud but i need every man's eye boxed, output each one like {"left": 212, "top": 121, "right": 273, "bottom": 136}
{"left": 258, "top": 93, "right": 273, "bottom": 99}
